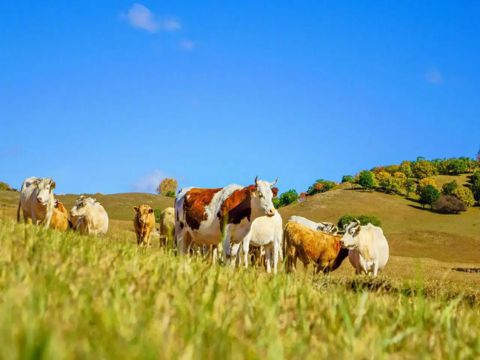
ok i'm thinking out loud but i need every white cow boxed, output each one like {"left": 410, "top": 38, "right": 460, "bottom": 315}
{"left": 69, "top": 196, "right": 109, "bottom": 236}
{"left": 240, "top": 210, "right": 283, "bottom": 274}
{"left": 17, "top": 177, "right": 56, "bottom": 227}
{"left": 340, "top": 221, "right": 389, "bottom": 277}
{"left": 289, "top": 215, "right": 339, "bottom": 234}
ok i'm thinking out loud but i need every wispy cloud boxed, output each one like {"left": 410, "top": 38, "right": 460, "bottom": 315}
{"left": 131, "top": 169, "right": 165, "bottom": 193}
{"left": 425, "top": 68, "right": 444, "bottom": 85}
{"left": 179, "top": 39, "right": 196, "bottom": 51}
{"left": 123, "top": 3, "right": 181, "bottom": 33}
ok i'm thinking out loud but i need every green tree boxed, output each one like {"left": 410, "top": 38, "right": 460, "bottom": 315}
{"left": 419, "top": 185, "right": 440, "bottom": 209}
{"left": 275, "top": 189, "right": 299, "bottom": 208}
{"left": 337, "top": 214, "right": 381, "bottom": 229}
{"left": 405, "top": 179, "right": 416, "bottom": 198}
{"left": 307, "top": 179, "right": 336, "bottom": 195}
{"left": 399, "top": 161, "right": 414, "bottom": 178}
{"left": 341, "top": 175, "right": 355, "bottom": 183}
{"left": 157, "top": 178, "right": 178, "bottom": 196}
{"left": 441, "top": 181, "right": 458, "bottom": 196}
{"left": 413, "top": 160, "right": 437, "bottom": 179}
{"left": 357, "top": 170, "right": 376, "bottom": 190}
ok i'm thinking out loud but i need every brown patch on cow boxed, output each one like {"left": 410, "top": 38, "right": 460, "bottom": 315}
{"left": 217, "top": 185, "right": 255, "bottom": 231}
{"left": 183, "top": 188, "right": 222, "bottom": 230}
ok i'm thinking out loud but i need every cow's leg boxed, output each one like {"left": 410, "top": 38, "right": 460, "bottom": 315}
{"left": 272, "top": 240, "right": 279, "bottom": 275}
{"left": 229, "top": 242, "right": 241, "bottom": 267}
{"left": 242, "top": 237, "right": 250, "bottom": 269}
{"left": 372, "top": 260, "right": 379, "bottom": 277}
{"left": 265, "top": 245, "right": 272, "bottom": 274}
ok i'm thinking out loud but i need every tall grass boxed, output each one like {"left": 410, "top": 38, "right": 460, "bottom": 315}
{"left": 0, "top": 220, "right": 478, "bottom": 359}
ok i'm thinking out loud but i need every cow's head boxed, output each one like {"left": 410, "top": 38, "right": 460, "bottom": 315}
{"left": 340, "top": 220, "right": 361, "bottom": 249}
{"left": 134, "top": 204, "right": 154, "bottom": 225}
{"left": 70, "top": 195, "right": 95, "bottom": 217}
{"left": 250, "top": 176, "right": 278, "bottom": 217}
{"left": 35, "top": 178, "right": 56, "bottom": 205}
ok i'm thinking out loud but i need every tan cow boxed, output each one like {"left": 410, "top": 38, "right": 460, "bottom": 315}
{"left": 50, "top": 200, "right": 69, "bottom": 231}
{"left": 284, "top": 221, "right": 349, "bottom": 274}
{"left": 159, "top": 207, "right": 175, "bottom": 248}
{"left": 133, "top": 204, "right": 155, "bottom": 246}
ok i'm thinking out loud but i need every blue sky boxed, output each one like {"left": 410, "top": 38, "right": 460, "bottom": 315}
{"left": 1, "top": 1, "right": 479, "bottom": 194}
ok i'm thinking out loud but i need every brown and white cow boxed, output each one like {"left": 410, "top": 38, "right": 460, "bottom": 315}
{"left": 174, "top": 177, "right": 278, "bottom": 261}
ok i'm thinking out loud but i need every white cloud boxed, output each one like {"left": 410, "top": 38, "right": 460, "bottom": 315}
{"left": 179, "top": 39, "right": 196, "bottom": 51}
{"left": 162, "top": 18, "right": 181, "bottom": 31}
{"left": 123, "top": 4, "right": 181, "bottom": 33}
{"left": 425, "top": 68, "right": 444, "bottom": 85}
{"left": 132, "top": 169, "right": 165, "bottom": 193}
{"left": 125, "top": 3, "right": 159, "bottom": 32}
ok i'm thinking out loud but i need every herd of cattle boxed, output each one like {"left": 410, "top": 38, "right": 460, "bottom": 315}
{"left": 15, "top": 176, "right": 390, "bottom": 276}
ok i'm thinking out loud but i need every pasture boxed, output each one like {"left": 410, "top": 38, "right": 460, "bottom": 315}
{"left": 1, "top": 183, "right": 480, "bottom": 358}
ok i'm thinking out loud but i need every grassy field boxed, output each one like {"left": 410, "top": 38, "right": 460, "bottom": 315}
{"left": 1, "top": 176, "right": 479, "bottom": 358}
{"left": 0, "top": 220, "right": 479, "bottom": 359}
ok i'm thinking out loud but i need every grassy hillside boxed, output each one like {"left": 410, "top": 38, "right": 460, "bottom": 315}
{"left": 279, "top": 185, "right": 480, "bottom": 264}
{"left": 0, "top": 191, "right": 174, "bottom": 221}
{"left": 0, "top": 220, "right": 479, "bottom": 359}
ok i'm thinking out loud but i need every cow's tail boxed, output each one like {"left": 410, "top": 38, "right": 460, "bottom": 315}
{"left": 16, "top": 200, "right": 21, "bottom": 223}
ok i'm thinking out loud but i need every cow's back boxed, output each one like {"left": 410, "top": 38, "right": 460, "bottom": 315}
{"left": 359, "top": 225, "right": 389, "bottom": 270}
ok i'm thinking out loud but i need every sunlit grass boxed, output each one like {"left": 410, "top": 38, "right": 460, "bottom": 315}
{"left": 0, "top": 220, "right": 479, "bottom": 359}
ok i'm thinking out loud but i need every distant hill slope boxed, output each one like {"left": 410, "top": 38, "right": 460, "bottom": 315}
{"left": 0, "top": 191, "right": 174, "bottom": 221}
{"left": 278, "top": 186, "right": 480, "bottom": 264}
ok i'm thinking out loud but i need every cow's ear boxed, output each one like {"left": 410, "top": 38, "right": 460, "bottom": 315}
{"left": 247, "top": 185, "right": 256, "bottom": 193}
{"left": 50, "top": 180, "right": 56, "bottom": 189}
{"left": 133, "top": 206, "right": 139, "bottom": 212}
{"left": 271, "top": 187, "right": 279, "bottom": 198}
{"left": 354, "top": 225, "right": 361, "bottom": 236}
{"left": 148, "top": 208, "right": 154, "bottom": 214}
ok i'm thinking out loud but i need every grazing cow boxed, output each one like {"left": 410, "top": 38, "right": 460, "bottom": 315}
{"left": 340, "top": 221, "right": 389, "bottom": 277}
{"left": 159, "top": 207, "right": 175, "bottom": 248}
{"left": 240, "top": 210, "right": 283, "bottom": 273}
{"left": 50, "top": 200, "right": 69, "bottom": 231}
{"left": 284, "top": 221, "right": 349, "bottom": 274}
{"left": 289, "top": 215, "right": 339, "bottom": 234}
{"left": 69, "top": 196, "right": 109, "bottom": 236}
{"left": 175, "top": 177, "right": 278, "bottom": 261}
{"left": 17, "top": 177, "right": 56, "bottom": 227}
{"left": 133, "top": 204, "right": 155, "bottom": 246}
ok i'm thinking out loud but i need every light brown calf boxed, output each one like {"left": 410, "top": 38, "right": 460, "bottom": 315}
{"left": 284, "top": 221, "right": 348, "bottom": 274}
{"left": 133, "top": 204, "right": 155, "bottom": 246}
{"left": 50, "top": 200, "right": 69, "bottom": 231}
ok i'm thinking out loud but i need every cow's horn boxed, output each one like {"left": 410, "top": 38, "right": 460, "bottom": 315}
{"left": 270, "top": 177, "right": 278, "bottom": 187}
{"left": 255, "top": 176, "right": 259, "bottom": 186}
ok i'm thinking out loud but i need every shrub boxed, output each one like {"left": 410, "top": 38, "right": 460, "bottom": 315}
{"left": 157, "top": 178, "right": 178, "bottom": 196}
{"left": 274, "top": 189, "right": 298, "bottom": 208}
{"left": 337, "top": 214, "right": 382, "bottom": 230}
{"left": 418, "top": 185, "right": 440, "bottom": 209}
{"left": 307, "top": 179, "right": 336, "bottom": 196}
{"left": 357, "top": 171, "right": 376, "bottom": 190}
{"left": 375, "top": 171, "right": 399, "bottom": 194}
{"left": 452, "top": 187, "right": 475, "bottom": 207}
{"left": 341, "top": 175, "right": 355, "bottom": 183}
{"left": 433, "top": 195, "right": 467, "bottom": 214}
{"left": 441, "top": 181, "right": 458, "bottom": 196}
{"left": 0, "top": 181, "right": 11, "bottom": 191}
{"left": 471, "top": 180, "right": 480, "bottom": 203}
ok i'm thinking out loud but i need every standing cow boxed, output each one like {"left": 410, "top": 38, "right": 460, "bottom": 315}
{"left": 133, "top": 204, "right": 156, "bottom": 246}
{"left": 17, "top": 177, "right": 56, "bottom": 227}
{"left": 69, "top": 196, "right": 109, "bottom": 236}
{"left": 240, "top": 210, "right": 283, "bottom": 274}
{"left": 50, "top": 200, "right": 69, "bottom": 231}
{"left": 284, "top": 221, "right": 349, "bottom": 274}
{"left": 175, "top": 177, "right": 278, "bottom": 262}
{"left": 159, "top": 207, "right": 175, "bottom": 248}
{"left": 340, "top": 221, "right": 389, "bottom": 277}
